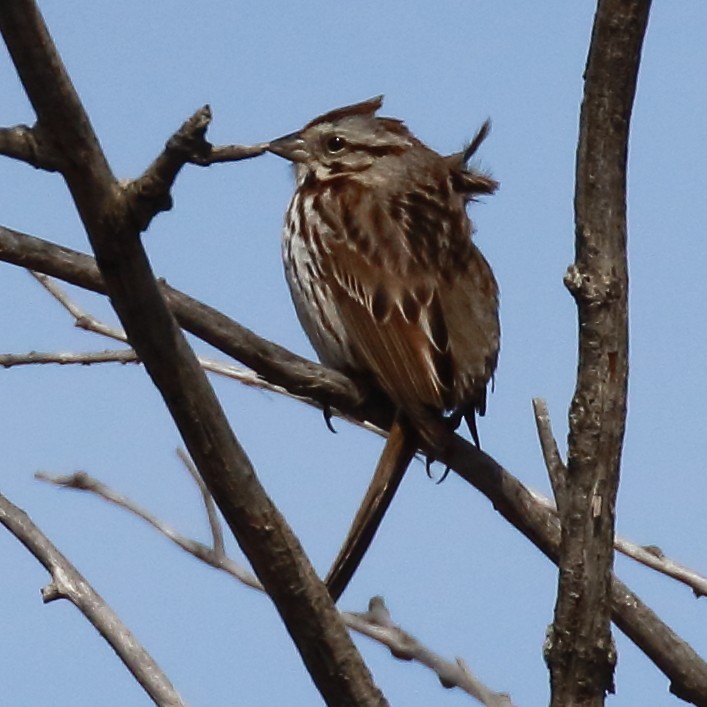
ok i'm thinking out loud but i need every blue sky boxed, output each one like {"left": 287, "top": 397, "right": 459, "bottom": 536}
{"left": 1, "top": 2, "right": 706, "bottom": 705}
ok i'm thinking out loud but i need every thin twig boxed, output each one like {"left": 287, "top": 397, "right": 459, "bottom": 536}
{"left": 123, "top": 105, "right": 268, "bottom": 230}
{"left": 613, "top": 541, "right": 707, "bottom": 599}
{"left": 35, "top": 469, "right": 261, "bottom": 589}
{"left": 0, "top": 225, "right": 363, "bottom": 407}
{"left": 30, "top": 270, "right": 127, "bottom": 340}
{"left": 346, "top": 598, "right": 514, "bottom": 707}
{"left": 529, "top": 490, "right": 707, "bottom": 598}
{"left": 531, "top": 399, "right": 566, "bottom": 505}
{"left": 0, "top": 350, "right": 138, "bottom": 367}
{"left": 176, "top": 448, "right": 225, "bottom": 557}
{"left": 0, "top": 339, "right": 332, "bottom": 412}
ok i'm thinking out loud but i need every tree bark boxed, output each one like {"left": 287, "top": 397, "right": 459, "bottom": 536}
{"left": 547, "top": 1, "right": 651, "bottom": 705}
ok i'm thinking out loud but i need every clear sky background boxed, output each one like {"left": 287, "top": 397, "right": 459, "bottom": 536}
{"left": 1, "top": 2, "right": 706, "bottom": 706}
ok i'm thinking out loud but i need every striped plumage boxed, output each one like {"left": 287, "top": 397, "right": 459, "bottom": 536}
{"left": 268, "top": 96, "right": 499, "bottom": 599}
{"left": 273, "top": 96, "right": 499, "bottom": 430}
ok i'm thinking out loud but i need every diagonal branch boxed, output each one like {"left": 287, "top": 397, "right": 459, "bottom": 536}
{"left": 0, "top": 4, "right": 384, "bottom": 706}
{"left": 19, "top": 272, "right": 707, "bottom": 604}
{"left": 431, "top": 429, "right": 707, "bottom": 707}
{"left": 24, "top": 269, "right": 353, "bottom": 415}
{"left": 0, "top": 491, "right": 185, "bottom": 706}
{"left": 34, "top": 469, "right": 261, "bottom": 590}
{"left": 347, "top": 598, "right": 514, "bottom": 707}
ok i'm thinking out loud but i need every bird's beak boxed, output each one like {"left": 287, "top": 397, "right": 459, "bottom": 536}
{"left": 267, "top": 132, "right": 308, "bottom": 163}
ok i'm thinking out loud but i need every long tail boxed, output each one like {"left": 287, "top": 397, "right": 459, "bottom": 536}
{"left": 325, "top": 416, "right": 418, "bottom": 601}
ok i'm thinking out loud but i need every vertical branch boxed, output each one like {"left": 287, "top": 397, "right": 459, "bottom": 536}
{"left": 548, "top": 1, "right": 651, "bottom": 705}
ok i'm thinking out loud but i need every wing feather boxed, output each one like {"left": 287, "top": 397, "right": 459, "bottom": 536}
{"left": 326, "top": 239, "right": 451, "bottom": 416}
{"left": 315, "top": 177, "right": 498, "bottom": 419}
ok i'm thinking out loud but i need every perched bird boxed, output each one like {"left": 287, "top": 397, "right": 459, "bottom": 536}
{"left": 268, "top": 96, "right": 499, "bottom": 600}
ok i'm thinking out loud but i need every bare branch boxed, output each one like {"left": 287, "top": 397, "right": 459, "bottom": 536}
{"left": 176, "top": 448, "right": 226, "bottom": 557}
{"left": 30, "top": 270, "right": 128, "bottom": 340}
{"left": 27, "top": 273, "right": 707, "bottom": 607}
{"left": 0, "top": 123, "right": 61, "bottom": 170}
{"left": 614, "top": 541, "right": 707, "bottom": 599}
{"left": 531, "top": 398, "right": 566, "bottom": 505}
{"left": 0, "top": 3, "right": 383, "bottom": 704}
{"left": 123, "top": 105, "right": 268, "bottom": 230}
{"left": 155, "top": 105, "right": 269, "bottom": 166}
{"left": 26, "top": 261, "right": 707, "bottom": 588}
{"left": 0, "top": 339, "right": 330, "bottom": 413}
{"left": 36, "top": 468, "right": 512, "bottom": 702}
{"left": 346, "top": 598, "right": 514, "bottom": 707}
{"left": 0, "top": 225, "right": 362, "bottom": 408}
{"left": 532, "top": 398, "right": 707, "bottom": 602}
{"left": 195, "top": 142, "right": 270, "bottom": 164}
{"left": 0, "top": 349, "right": 137, "bottom": 367}
{"left": 528, "top": 490, "right": 707, "bottom": 599}
{"left": 36, "top": 470, "right": 262, "bottom": 591}
{"left": 0, "top": 491, "right": 185, "bottom": 706}
{"left": 26, "top": 270, "right": 354, "bottom": 415}
{"left": 440, "top": 434, "right": 707, "bottom": 706}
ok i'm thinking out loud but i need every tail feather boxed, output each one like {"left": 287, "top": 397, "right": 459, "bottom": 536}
{"left": 325, "top": 417, "right": 418, "bottom": 601}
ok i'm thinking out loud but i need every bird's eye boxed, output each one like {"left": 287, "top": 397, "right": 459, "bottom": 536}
{"left": 325, "top": 135, "right": 347, "bottom": 153}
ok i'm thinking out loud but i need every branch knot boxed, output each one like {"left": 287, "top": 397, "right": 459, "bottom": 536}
{"left": 563, "top": 263, "right": 623, "bottom": 307}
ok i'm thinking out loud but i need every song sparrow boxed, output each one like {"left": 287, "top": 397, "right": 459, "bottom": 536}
{"left": 269, "top": 96, "right": 499, "bottom": 600}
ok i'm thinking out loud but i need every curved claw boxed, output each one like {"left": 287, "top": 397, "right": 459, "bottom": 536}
{"left": 463, "top": 411, "right": 481, "bottom": 448}
{"left": 436, "top": 466, "right": 452, "bottom": 485}
{"left": 425, "top": 455, "right": 435, "bottom": 479}
{"left": 323, "top": 405, "right": 337, "bottom": 434}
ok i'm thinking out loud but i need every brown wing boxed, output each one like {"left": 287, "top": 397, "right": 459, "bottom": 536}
{"left": 323, "top": 235, "right": 450, "bottom": 416}
{"left": 438, "top": 244, "right": 500, "bottom": 415}
{"left": 319, "top": 183, "right": 497, "bottom": 418}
